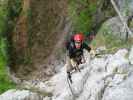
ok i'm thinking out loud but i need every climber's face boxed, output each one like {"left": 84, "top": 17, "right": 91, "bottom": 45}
{"left": 75, "top": 40, "right": 82, "bottom": 49}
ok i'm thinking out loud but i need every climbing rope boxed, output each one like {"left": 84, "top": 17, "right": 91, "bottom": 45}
{"left": 66, "top": 62, "right": 91, "bottom": 99}
{"left": 66, "top": 74, "right": 79, "bottom": 100}
{"left": 66, "top": 64, "right": 82, "bottom": 99}
{"left": 66, "top": 64, "right": 92, "bottom": 100}
{"left": 67, "top": 76, "right": 76, "bottom": 96}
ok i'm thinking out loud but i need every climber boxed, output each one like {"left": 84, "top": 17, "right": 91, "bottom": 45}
{"left": 65, "top": 33, "right": 95, "bottom": 83}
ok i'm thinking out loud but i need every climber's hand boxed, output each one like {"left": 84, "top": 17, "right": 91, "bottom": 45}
{"left": 90, "top": 50, "right": 95, "bottom": 55}
{"left": 81, "top": 57, "right": 86, "bottom": 64}
{"left": 70, "top": 59, "right": 77, "bottom": 67}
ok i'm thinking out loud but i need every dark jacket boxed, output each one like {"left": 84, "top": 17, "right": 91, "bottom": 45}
{"left": 66, "top": 40, "right": 91, "bottom": 59}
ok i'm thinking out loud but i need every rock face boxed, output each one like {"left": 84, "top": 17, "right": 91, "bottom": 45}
{"left": 97, "top": 0, "right": 133, "bottom": 39}
{"left": 2, "top": 0, "right": 133, "bottom": 99}
{"left": 0, "top": 89, "right": 45, "bottom": 100}
{"left": 129, "top": 45, "right": 133, "bottom": 64}
{"left": 1, "top": 46, "right": 133, "bottom": 100}
{"left": 8, "top": 0, "right": 133, "bottom": 82}
{"left": 99, "top": 17, "right": 125, "bottom": 38}
{"left": 9, "top": 0, "right": 71, "bottom": 80}
{"left": 116, "top": 0, "right": 133, "bottom": 16}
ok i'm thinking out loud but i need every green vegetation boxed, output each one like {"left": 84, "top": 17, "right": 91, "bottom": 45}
{"left": 0, "top": 1, "right": 19, "bottom": 94}
{"left": 68, "top": 0, "right": 97, "bottom": 33}
{"left": 91, "top": 26, "right": 133, "bottom": 53}
{"left": 69, "top": 0, "right": 132, "bottom": 53}
{"left": 0, "top": 39, "right": 15, "bottom": 93}
{"left": 8, "top": 0, "right": 22, "bottom": 19}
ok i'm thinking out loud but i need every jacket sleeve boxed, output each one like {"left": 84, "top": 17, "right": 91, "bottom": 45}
{"left": 83, "top": 43, "right": 91, "bottom": 52}
{"left": 66, "top": 42, "right": 74, "bottom": 58}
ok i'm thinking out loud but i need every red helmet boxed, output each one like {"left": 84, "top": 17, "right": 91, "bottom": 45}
{"left": 74, "top": 33, "right": 84, "bottom": 41}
